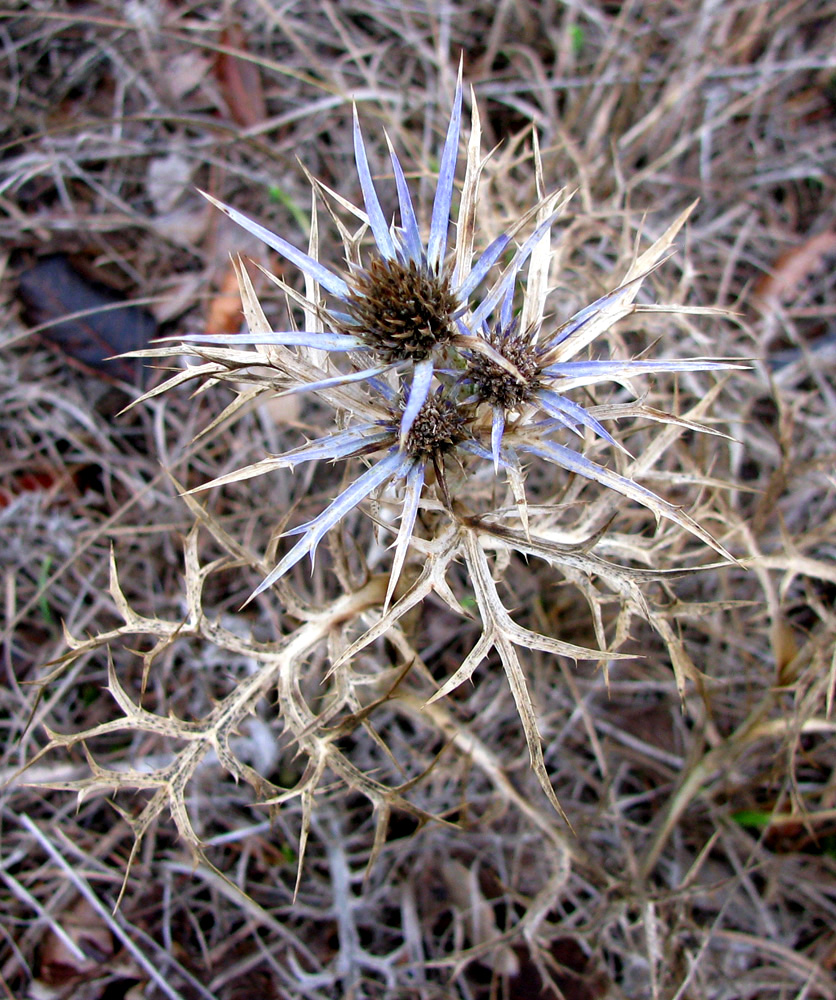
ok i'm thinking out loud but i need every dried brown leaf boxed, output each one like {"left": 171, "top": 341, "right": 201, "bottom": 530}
{"left": 216, "top": 25, "right": 267, "bottom": 128}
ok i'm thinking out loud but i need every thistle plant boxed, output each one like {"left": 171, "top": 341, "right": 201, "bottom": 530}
{"left": 38, "top": 71, "right": 743, "bottom": 904}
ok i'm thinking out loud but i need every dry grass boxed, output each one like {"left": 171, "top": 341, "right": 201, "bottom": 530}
{"left": 1, "top": 2, "right": 835, "bottom": 998}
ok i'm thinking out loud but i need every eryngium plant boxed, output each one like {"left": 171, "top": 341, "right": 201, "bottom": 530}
{"left": 39, "top": 70, "right": 742, "bottom": 898}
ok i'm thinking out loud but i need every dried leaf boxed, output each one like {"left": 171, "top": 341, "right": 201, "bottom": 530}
{"left": 34, "top": 897, "right": 137, "bottom": 997}
{"left": 216, "top": 25, "right": 267, "bottom": 128}
{"left": 0, "top": 468, "right": 67, "bottom": 509}
{"left": 206, "top": 260, "right": 243, "bottom": 335}
{"left": 165, "top": 51, "right": 211, "bottom": 102}
{"left": 18, "top": 256, "right": 156, "bottom": 384}
{"left": 755, "top": 230, "right": 836, "bottom": 306}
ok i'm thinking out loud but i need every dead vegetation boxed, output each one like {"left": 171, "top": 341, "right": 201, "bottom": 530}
{"left": 1, "top": 2, "right": 835, "bottom": 999}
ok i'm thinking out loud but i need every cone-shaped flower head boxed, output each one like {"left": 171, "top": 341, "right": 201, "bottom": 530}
{"left": 464, "top": 276, "right": 739, "bottom": 469}
{"left": 449, "top": 203, "right": 747, "bottom": 559}
{"left": 193, "top": 385, "right": 468, "bottom": 607}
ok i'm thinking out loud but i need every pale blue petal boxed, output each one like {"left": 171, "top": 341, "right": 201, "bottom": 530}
{"left": 427, "top": 74, "right": 463, "bottom": 274}
{"left": 470, "top": 210, "right": 562, "bottom": 328}
{"left": 399, "top": 357, "right": 435, "bottom": 444}
{"left": 543, "top": 278, "right": 643, "bottom": 349}
{"left": 327, "top": 310, "right": 358, "bottom": 326}
{"left": 458, "top": 437, "right": 512, "bottom": 471}
{"left": 388, "top": 141, "right": 423, "bottom": 265}
{"left": 499, "top": 281, "right": 515, "bottom": 331}
{"left": 198, "top": 190, "right": 349, "bottom": 299}
{"left": 353, "top": 107, "right": 397, "bottom": 260}
{"left": 180, "top": 331, "right": 363, "bottom": 351}
{"left": 519, "top": 438, "right": 662, "bottom": 506}
{"left": 532, "top": 402, "right": 582, "bottom": 440}
{"left": 516, "top": 436, "right": 734, "bottom": 560}
{"left": 366, "top": 374, "right": 399, "bottom": 404}
{"left": 490, "top": 407, "right": 505, "bottom": 473}
{"left": 249, "top": 450, "right": 405, "bottom": 598}
{"left": 536, "top": 388, "right": 621, "bottom": 450}
{"left": 541, "top": 358, "right": 743, "bottom": 381}
{"left": 277, "top": 425, "right": 391, "bottom": 467}
{"left": 278, "top": 364, "right": 393, "bottom": 396}
{"left": 455, "top": 233, "right": 511, "bottom": 302}
{"left": 384, "top": 460, "right": 426, "bottom": 610}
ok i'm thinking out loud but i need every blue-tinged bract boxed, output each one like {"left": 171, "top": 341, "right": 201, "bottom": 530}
{"left": 460, "top": 278, "right": 739, "bottom": 472}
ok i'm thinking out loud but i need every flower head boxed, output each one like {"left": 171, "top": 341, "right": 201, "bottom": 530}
{"left": 455, "top": 205, "right": 746, "bottom": 556}
{"left": 210, "top": 388, "right": 469, "bottom": 609}
{"left": 335, "top": 256, "right": 459, "bottom": 363}
{"left": 464, "top": 275, "right": 737, "bottom": 466}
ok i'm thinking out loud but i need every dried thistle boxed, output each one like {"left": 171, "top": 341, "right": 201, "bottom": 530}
{"left": 34, "top": 71, "right": 745, "bottom": 899}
